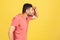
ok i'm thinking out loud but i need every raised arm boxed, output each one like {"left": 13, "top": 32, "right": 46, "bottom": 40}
{"left": 31, "top": 7, "right": 38, "bottom": 19}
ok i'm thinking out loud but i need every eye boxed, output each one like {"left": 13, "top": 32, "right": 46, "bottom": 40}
{"left": 31, "top": 9, "right": 34, "bottom": 11}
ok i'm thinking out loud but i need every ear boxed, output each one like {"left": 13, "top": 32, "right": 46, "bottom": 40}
{"left": 26, "top": 9, "right": 29, "bottom": 13}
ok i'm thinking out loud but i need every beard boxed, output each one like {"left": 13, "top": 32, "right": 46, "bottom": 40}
{"left": 27, "top": 14, "right": 33, "bottom": 17}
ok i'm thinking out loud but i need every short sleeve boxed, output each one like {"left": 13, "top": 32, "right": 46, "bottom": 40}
{"left": 11, "top": 17, "right": 18, "bottom": 27}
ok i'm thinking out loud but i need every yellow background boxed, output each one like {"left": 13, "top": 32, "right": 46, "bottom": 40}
{"left": 0, "top": 0, "right": 60, "bottom": 40}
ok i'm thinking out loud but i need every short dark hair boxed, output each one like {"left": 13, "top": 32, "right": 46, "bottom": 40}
{"left": 22, "top": 3, "right": 32, "bottom": 14}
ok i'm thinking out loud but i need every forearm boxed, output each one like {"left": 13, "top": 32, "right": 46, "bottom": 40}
{"left": 33, "top": 7, "right": 38, "bottom": 18}
{"left": 8, "top": 32, "right": 14, "bottom": 40}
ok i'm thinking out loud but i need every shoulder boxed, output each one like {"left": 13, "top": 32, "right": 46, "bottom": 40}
{"left": 12, "top": 13, "right": 22, "bottom": 20}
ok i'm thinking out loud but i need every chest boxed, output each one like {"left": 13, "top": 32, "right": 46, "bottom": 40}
{"left": 16, "top": 18, "right": 28, "bottom": 31}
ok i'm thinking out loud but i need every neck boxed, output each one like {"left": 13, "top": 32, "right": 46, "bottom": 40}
{"left": 22, "top": 13, "right": 28, "bottom": 18}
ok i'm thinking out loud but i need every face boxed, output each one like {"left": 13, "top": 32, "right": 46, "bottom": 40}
{"left": 26, "top": 7, "right": 34, "bottom": 16}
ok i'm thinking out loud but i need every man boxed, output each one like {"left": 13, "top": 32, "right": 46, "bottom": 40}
{"left": 8, "top": 3, "right": 38, "bottom": 40}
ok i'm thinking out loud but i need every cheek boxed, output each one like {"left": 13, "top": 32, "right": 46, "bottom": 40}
{"left": 28, "top": 10, "right": 32, "bottom": 14}
{"left": 31, "top": 10, "right": 34, "bottom": 14}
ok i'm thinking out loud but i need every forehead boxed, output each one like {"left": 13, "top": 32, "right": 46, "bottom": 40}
{"left": 28, "top": 7, "right": 33, "bottom": 10}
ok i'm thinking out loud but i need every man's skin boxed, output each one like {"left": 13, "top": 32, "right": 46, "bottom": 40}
{"left": 8, "top": 7, "right": 38, "bottom": 40}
